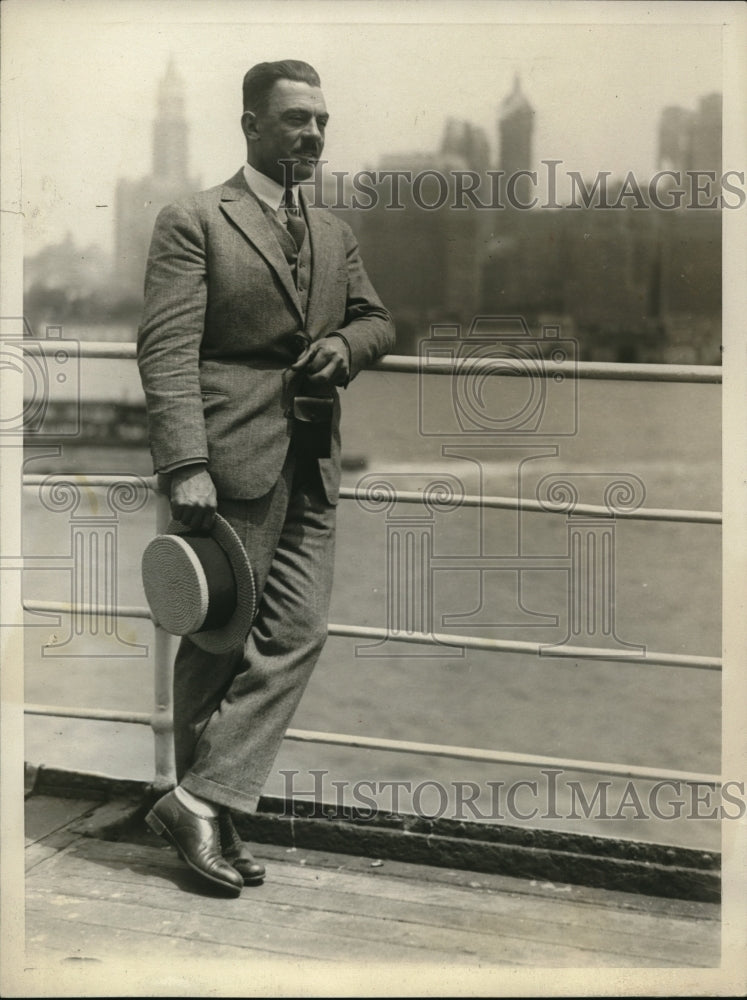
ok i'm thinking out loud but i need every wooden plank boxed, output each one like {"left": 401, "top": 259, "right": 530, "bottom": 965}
{"left": 25, "top": 840, "right": 718, "bottom": 968}
{"left": 25, "top": 892, "right": 484, "bottom": 966}
{"left": 28, "top": 863, "right": 717, "bottom": 968}
{"left": 24, "top": 796, "right": 100, "bottom": 846}
{"left": 254, "top": 841, "right": 720, "bottom": 921}
{"left": 30, "top": 835, "right": 721, "bottom": 957}
{"left": 24, "top": 905, "right": 327, "bottom": 966}
{"left": 22, "top": 801, "right": 721, "bottom": 968}
{"left": 68, "top": 833, "right": 721, "bottom": 925}
{"left": 25, "top": 830, "right": 86, "bottom": 873}
{"left": 67, "top": 799, "right": 146, "bottom": 837}
{"left": 267, "top": 859, "right": 721, "bottom": 940}
{"left": 251, "top": 875, "right": 719, "bottom": 966}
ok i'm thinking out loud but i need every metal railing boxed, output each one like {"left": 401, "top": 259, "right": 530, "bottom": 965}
{"left": 22, "top": 342, "right": 722, "bottom": 795}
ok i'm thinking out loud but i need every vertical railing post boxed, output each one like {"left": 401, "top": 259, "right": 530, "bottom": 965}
{"left": 151, "top": 486, "right": 177, "bottom": 793}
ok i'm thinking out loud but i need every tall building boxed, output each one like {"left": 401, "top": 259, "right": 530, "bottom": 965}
{"left": 654, "top": 94, "right": 722, "bottom": 363}
{"left": 689, "top": 93, "right": 722, "bottom": 174}
{"left": 440, "top": 117, "right": 491, "bottom": 174}
{"left": 658, "top": 93, "right": 722, "bottom": 175}
{"left": 349, "top": 75, "right": 721, "bottom": 364}
{"left": 658, "top": 106, "right": 694, "bottom": 173}
{"left": 114, "top": 59, "right": 200, "bottom": 293}
{"left": 357, "top": 122, "right": 490, "bottom": 350}
{"left": 497, "top": 74, "right": 534, "bottom": 207}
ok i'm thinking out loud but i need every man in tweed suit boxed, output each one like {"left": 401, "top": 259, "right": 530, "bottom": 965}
{"left": 137, "top": 60, "right": 395, "bottom": 894}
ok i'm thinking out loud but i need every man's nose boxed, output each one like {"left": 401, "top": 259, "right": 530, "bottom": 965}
{"left": 303, "top": 117, "right": 323, "bottom": 142}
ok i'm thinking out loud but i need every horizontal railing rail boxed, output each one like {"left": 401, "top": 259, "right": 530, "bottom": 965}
{"left": 377, "top": 355, "right": 724, "bottom": 384}
{"left": 21, "top": 339, "right": 722, "bottom": 383}
{"left": 21, "top": 598, "right": 723, "bottom": 673}
{"left": 23, "top": 474, "right": 722, "bottom": 526}
{"left": 23, "top": 703, "right": 717, "bottom": 787}
{"left": 338, "top": 487, "right": 721, "bottom": 524}
{"left": 21, "top": 342, "right": 723, "bottom": 795}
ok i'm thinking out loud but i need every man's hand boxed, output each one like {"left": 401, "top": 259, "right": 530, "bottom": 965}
{"left": 290, "top": 336, "right": 350, "bottom": 387}
{"left": 169, "top": 464, "right": 217, "bottom": 531}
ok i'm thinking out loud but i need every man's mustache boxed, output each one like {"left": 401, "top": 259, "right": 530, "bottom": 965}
{"left": 280, "top": 153, "right": 322, "bottom": 185}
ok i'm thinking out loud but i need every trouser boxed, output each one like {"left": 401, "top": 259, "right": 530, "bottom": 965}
{"left": 172, "top": 441, "right": 337, "bottom": 814}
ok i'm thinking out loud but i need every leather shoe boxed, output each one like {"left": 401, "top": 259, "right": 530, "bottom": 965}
{"left": 146, "top": 790, "right": 243, "bottom": 896}
{"left": 219, "top": 811, "right": 266, "bottom": 886}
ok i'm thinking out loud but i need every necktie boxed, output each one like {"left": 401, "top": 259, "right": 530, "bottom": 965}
{"left": 282, "top": 189, "right": 307, "bottom": 251}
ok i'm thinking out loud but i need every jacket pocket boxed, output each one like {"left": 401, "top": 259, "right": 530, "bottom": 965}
{"left": 201, "top": 392, "right": 228, "bottom": 419}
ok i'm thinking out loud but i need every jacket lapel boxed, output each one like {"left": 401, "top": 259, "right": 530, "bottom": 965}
{"left": 303, "top": 189, "right": 338, "bottom": 338}
{"left": 219, "top": 170, "right": 303, "bottom": 321}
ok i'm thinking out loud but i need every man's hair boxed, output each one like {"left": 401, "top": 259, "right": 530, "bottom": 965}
{"left": 242, "top": 60, "right": 321, "bottom": 113}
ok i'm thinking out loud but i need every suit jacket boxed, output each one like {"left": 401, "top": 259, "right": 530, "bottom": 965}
{"left": 137, "top": 169, "right": 395, "bottom": 504}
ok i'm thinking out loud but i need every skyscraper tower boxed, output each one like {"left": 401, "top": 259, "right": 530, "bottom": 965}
{"left": 497, "top": 74, "right": 534, "bottom": 208}
{"left": 152, "top": 57, "right": 189, "bottom": 181}
{"left": 114, "top": 59, "right": 199, "bottom": 296}
{"left": 658, "top": 93, "right": 722, "bottom": 175}
{"left": 440, "top": 117, "right": 491, "bottom": 174}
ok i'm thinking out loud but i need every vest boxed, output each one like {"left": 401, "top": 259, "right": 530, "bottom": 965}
{"left": 256, "top": 198, "right": 330, "bottom": 457}
{"left": 258, "top": 199, "right": 312, "bottom": 320}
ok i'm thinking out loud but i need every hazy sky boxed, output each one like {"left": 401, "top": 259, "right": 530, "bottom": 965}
{"left": 5, "top": 0, "right": 726, "bottom": 256}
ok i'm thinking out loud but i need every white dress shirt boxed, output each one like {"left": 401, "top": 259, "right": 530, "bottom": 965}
{"left": 242, "top": 162, "right": 299, "bottom": 213}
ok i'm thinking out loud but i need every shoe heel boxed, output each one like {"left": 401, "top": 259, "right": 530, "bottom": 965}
{"left": 146, "top": 809, "right": 166, "bottom": 836}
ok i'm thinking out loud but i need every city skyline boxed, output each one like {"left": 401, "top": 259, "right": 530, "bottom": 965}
{"left": 8, "top": 4, "right": 725, "bottom": 257}
{"left": 22, "top": 47, "right": 723, "bottom": 375}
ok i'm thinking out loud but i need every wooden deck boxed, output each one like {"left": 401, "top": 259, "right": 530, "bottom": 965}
{"left": 23, "top": 790, "right": 720, "bottom": 972}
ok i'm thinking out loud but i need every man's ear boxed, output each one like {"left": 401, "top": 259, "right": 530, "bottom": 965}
{"left": 241, "top": 110, "right": 259, "bottom": 143}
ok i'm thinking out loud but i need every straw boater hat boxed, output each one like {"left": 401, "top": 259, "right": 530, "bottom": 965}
{"left": 141, "top": 514, "right": 256, "bottom": 654}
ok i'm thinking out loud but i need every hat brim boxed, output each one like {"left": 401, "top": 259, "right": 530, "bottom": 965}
{"left": 165, "top": 512, "right": 257, "bottom": 654}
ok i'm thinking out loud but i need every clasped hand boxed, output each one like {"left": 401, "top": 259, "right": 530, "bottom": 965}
{"left": 290, "top": 337, "right": 349, "bottom": 387}
{"left": 169, "top": 338, "right": 349, "bottom": 528}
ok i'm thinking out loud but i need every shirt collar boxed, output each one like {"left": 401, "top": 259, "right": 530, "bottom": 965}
{"left": 242, "top": 162, "right": 299, "bottom": 213}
